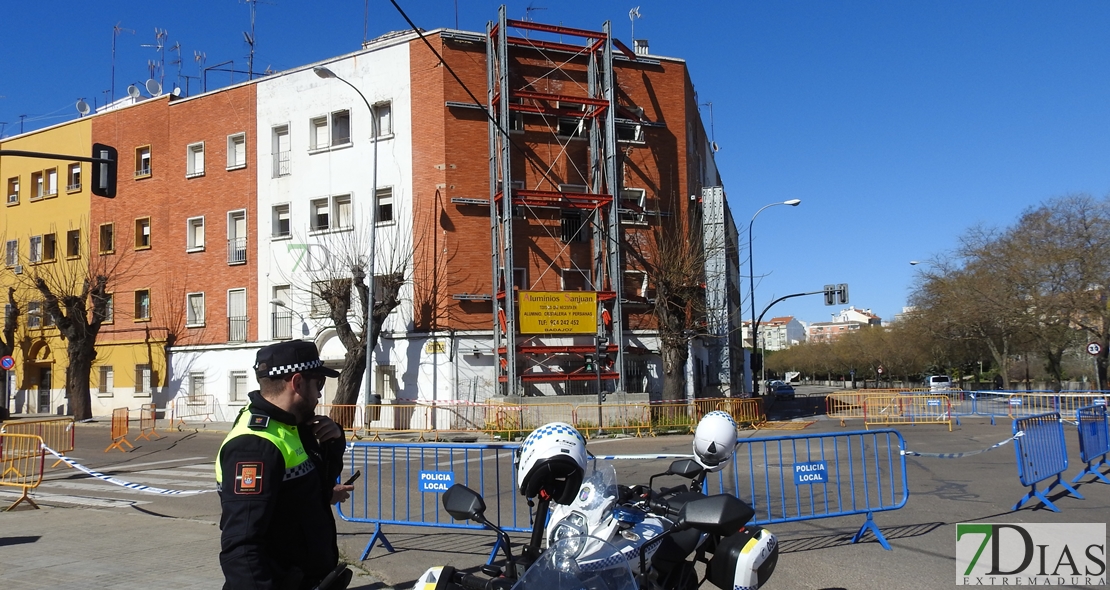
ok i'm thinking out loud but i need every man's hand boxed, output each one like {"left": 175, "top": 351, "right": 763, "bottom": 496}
{"left": 309, "top": 416, "right": 344, "bottom": 443}
{"left": 331, "top": 484, "right": 354, "bottom": 504}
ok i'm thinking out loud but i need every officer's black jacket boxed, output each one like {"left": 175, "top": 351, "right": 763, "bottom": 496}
{"left": 218, "top": 391, "right": 346, "bottom": 590}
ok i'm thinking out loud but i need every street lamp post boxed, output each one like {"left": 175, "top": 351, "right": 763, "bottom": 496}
{"left": 269, "top": 299, "right": 310, "bottom": 339}
{"left": 314, "top": 66, "right": 379, "bottom": 406}
{"left": 749, "top": 199, "right": 801, "bottom": 397}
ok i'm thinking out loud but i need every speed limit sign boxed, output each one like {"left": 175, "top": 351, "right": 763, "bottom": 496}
{"left": 1089, "top": 342, "right": 1103, "bottom": 356}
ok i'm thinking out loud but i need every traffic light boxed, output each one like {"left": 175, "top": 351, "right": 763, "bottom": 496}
{"left": 823, "top": 284, "right": 836, "bottom": 306}
{"left": 837, "top": 283, "right": 849, "bottom": 305}
{"left": 584, "top": 354, "right": 595, "bottom": 372}
{"left": 751, "top": 352, "right": 762, "bottom": 374}
{"left": 91, "top": 143, "right": 118, "bottom": 198}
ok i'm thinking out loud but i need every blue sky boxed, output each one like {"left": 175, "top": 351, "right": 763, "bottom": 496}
{"left": 4, "top": 1, "right": 1110, "bottom": 328}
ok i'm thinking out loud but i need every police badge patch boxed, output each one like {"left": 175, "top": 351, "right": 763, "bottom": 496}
{"left": 235, "top": 462, "right": 263, "bottom": 494}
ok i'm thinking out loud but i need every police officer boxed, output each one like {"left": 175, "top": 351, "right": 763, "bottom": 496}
{"left": 217, "top": 340, "right": 354, "bottom": 589}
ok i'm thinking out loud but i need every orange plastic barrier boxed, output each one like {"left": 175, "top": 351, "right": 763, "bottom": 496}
{"left": 134, "top": 403, "right": 163, "bottom": 441}
{"left": 864, "top": 394, "right": 953, "bottom": 431}
{"left": 0, "top": 433, "right": 46, "bottom": 510}
{"left": 318, "top": 404, "right": 363, "bottom": 438}
{"left": 1, "top": 416, "right": 75, "bottom": 467}
{"left": 717, "top": 398, "right": 767, "bottom": 427}
{"left": 573, "top": 404, "right": 650, "bottom": 438}
{"left": 105, "top": 407, "right": 133, "bottom": 453}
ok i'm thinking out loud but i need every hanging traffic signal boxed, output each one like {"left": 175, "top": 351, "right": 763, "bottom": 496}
{"left": 91, "top": 143, "right": 118, "bottom": 198}
{"left": 837, "top": 283, "right": 849, "bottom": 305}
{"left": 824, "top": 284, "right": 836, "bottom": 306}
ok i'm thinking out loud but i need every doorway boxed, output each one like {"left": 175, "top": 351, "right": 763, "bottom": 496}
{"left": 37, "top": 366, "right": 52, "bottom": 413}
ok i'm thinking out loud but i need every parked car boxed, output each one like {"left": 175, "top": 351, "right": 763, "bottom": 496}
{"left": 769, "top": 382, "right": 795, "bottom": 399}
{"left": 927, "top": 375, "right": 953, "bottom": 392}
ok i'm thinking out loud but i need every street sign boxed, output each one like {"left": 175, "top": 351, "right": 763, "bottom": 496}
{"left": 877, "top": 365, "right": 885, "bottom": 375}
{"left": 1088, "top": 342, "right": 1102, "bottom": 356}
{"left": 0, "top": 355, "right": 13, "bottom": 371}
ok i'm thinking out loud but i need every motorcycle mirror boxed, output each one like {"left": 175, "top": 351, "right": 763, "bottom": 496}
{"left": 676, "top": 494, "right": 755, "bottom": 536}
{"left": 443, "top": 484, "right": 487, "bottom": 522}
{"left": 667, "top": 458, "right": 704, "bottom": 479}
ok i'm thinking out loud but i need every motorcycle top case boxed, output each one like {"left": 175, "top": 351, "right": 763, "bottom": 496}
{"left": 707, "top": 526, "right": 779, "bottom": 590}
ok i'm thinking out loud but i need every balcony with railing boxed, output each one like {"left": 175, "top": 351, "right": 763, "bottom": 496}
{"left": 227, "top": 237, "right": 247, "bottom": 265}
{"left": 272, "top": 151, "right": 291, "bottom": 177}
{"left": 228, "top": 316, "right": 248, "bottom": 342}
{"left": 272, "top": 312, "right": 292, "bottom": 340}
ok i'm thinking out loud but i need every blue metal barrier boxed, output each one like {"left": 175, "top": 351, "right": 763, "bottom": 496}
{"left": 1072, "top": 404, "right": 1110, "bottom": 485}
{"left": 705, "top": 429, "right": 909, "bottom": 550}
{"left": 337, "top": 442, "right": 525, "bottom": 561}
{"left": 1011, "top": 412, "right": 1083, "bottom": 512}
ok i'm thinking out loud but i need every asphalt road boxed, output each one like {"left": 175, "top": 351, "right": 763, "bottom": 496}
{"left": 2, "top": 412, "right": 1108, "bottom": 589}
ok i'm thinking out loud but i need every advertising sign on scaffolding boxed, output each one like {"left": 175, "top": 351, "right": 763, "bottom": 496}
{"left": 518, "top": 291, "right": 597, "bottom": 334}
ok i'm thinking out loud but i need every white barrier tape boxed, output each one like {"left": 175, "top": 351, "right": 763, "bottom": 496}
{"left": 901, "top": 431, "right": 1024, "bottom": 458}
{"left": 591, "top": 454, "right": 693, "bottom": 461}
{"left": 42, "top": 444, "right": 215, "bottom": 496}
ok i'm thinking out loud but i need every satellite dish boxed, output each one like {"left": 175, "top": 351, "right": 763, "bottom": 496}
{"left": 711, "top": 141, "right": 720, "bottom": 152}
{"left": 127, "top": 85, "right": 141, "bottom": 99}
{"left": 171, "top": 86, "right": 182, "bottom": 97}
{"left": 145, "top": 79, "right": 162, "bottom": 96}
{"left": 76, "top": 99, "right": 90, "bottom": 116}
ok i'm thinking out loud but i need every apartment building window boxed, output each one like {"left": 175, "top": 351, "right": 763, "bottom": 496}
{"left": 67, "top": 163, "right": 82, "bottom": 192}
{"left": 561, "top": 267, "right": 592, "bottom": 291}
{"left": 135, "top": 146, "right": 152, "bottom": 178}
{"left": 560, "top": 210, "right": 586, "bottom": 243}
{"left": 619, "top": 188, "right": 647, "bottom": 225}
{"left": 97, "top": 366, "right": 114, "bottom": 397}
{"left": 6, "top": 177, "right": 18, "bottom": 205}
{"left": 135, "top": 364, "right": 152, "bottom": 395}
{"left": 227, "top": 133, "right": 247, "bottom": 170}
{"left": 309, "top": 110, "right": 351, "bottom": 151}
{"left": 513, "top": 267, "right": 528, "bottom": 291}
{"left": 29, "top": 236, "right": 42, "bottom": 263}
{"left": 616, "top": 121, "right": 644, "bottom": 143}
{"left": 227, "top": 210, "right": 247, "bottom": 265}
{"left": 272, "top": 125, "right": 290, "bottom": 177}
{"left": 272, "top": 285, "right": 292, "bottom": 340}
{"left": 135, "top": 217, "right": 151, "bottom": 249}
{"left": 373, "top": 101, "right": 392, "bottom": 137}
{"left": 99, "top": 223, "right": 114, "bottom": 254}
{"left": 623, "top": 270, "right": 647, "bottom": 299}
{"left": 557, "top": 117, "right": 587, "bottom": 138}
{"left": 310, "top": 198, "right": 330, "bottom": 232}
{"left": 375, "top": 188, "right": 393, "bottom": 226}
{"left": 186, "top": 292, "right": 205, "bottom": 327}
{"left": 188, "top": 371, "right": 205, "bottom": 403}
{"left": 271, "top": 204, "right": 291, "bottom": 238}
{"left": 42, "top": 233, "right": 56, "bottom": 262}
{"left": 45, "top": 168, "right": 57, "bottom": 196}
{"left": 103, "top": 293, "right": 114, "bottom": 324}
{"left": 27, "top": 301, "right": 41, "bottom": 329}
{"left": 335, "top": 195, "right": 353, "bottom": 230}
{"left": 134, "top": 289, "right": 151, "bottom": 321}
{"left": 186, "top": 142, "right": 205, "bottom": 178}
{"left": 43, "top": 302, "right": 55, "bottom": 327}
{"left": 186, "top": 217, "right": 205, "bottom": 251}
{"left": 31, "top": 171, "right": 43, "bottom": 200}
{"left": 66, "top": 229, "right": 80, "bottom": 258}
{"left": 229, "top": 371, "right": 248, "bottom": 403}
{"left": 4, "top": 240, "right": 15, "bottom": 267}
{"left": 310, "top": 280, "right": 329, "bottom": 317}
{"left": 228, "top": 288, "right": 247, "bottom": 342}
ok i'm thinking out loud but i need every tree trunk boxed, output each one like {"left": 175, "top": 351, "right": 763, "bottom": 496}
{"left": 66, "top": 338, "right": 95, "bottom": 420}
{"left": 661, "top": 338, "right": 687, "bottom": 402}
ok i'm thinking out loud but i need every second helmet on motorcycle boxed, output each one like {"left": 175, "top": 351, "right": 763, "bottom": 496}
{"left": 516, "top": 422, "right": 587, "bottom": 505}
{"left": 692, "top": 411, "right": 738, "bottom": 472}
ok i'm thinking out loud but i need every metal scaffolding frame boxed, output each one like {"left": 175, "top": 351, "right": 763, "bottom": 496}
{"left": 486, "top": 7, "right": 631, "bottom": 396}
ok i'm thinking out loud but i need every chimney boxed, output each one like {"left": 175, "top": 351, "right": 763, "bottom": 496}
{"left": 634, "top": 39, "right": 649, "bottom": 55}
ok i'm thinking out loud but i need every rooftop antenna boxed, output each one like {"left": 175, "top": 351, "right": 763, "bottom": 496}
{"left": 111, "top": 23, "right": 135, "bottom": 103}
{"left": 524, "top": 2, "right": 546, "bottom": 22}
{"left": 242, "top": 0, "right": 260, "bottom": 80}
{"left": 629, "top": 6, "right": 642, "bottom": 42}
{"left": 141, "top": 28, "right": 169, "bottom": 89}
{"left": 169, "top": 42, "right": 183, "bottom": 89}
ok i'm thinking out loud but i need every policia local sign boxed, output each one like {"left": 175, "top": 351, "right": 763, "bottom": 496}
{"left": 518, "top": 291, "right": 597, "bottom": 334}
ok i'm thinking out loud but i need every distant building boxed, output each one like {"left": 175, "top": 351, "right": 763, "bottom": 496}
{"left": 742, "top": 316, "right": 805, "bottom": 351}
{"left": 807, "top": 306, "right": 882, "bottom": 343}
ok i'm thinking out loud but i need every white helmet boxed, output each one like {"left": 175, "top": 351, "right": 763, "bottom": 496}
{"left": 516, "top": 422, "right": 587, "bottom": 505}
{"left": 692, "top": 411, "right": 738, "bottom": 472}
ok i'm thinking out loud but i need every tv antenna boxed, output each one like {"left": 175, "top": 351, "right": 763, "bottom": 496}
{"left": 523, "top": 2, "right": 546, "bottom": 22}
{"left": 141, "top": 28, "right": 169, "bottom": 90}
{"left": 111, "top": 22, "right": 135, "bottom": 103}
{"left": 629, "top": 6, "right": 642, "bottom": 41}
{"left": 242, "top": 0, "right": 262, "bottom": 80}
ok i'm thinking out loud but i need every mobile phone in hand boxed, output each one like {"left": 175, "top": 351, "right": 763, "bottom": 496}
{"left": 343, "top": 470, "right": 361, "bottom": 486}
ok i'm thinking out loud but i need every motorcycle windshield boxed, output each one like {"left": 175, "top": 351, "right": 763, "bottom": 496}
{"left": 510, "top": 536, "right": 637, "bottom": 590}
{"left": 576, "top": 460, "right": 617, "bottom": 510}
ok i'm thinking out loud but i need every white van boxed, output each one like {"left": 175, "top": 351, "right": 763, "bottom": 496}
{"left": 927, "top": 375, "right": 952, "bottom": 392}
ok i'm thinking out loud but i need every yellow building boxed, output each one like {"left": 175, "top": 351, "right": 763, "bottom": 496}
{"left": 0, "top": 119, "right": 92, "bottom": 415}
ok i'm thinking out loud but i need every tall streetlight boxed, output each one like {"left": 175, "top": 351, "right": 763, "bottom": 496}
{"left": 314, "top": 65, "right": 379, "bottom": 406}
{"left": 749, "top": 199, "right": 801, "bottom": 397}
{"left": 269, "top": 299, "right": 310, "bottom": 339}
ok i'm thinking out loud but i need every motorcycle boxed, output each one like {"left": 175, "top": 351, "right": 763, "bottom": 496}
{"left": 547, "top": 456, "right": 778, "bottom": 590}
